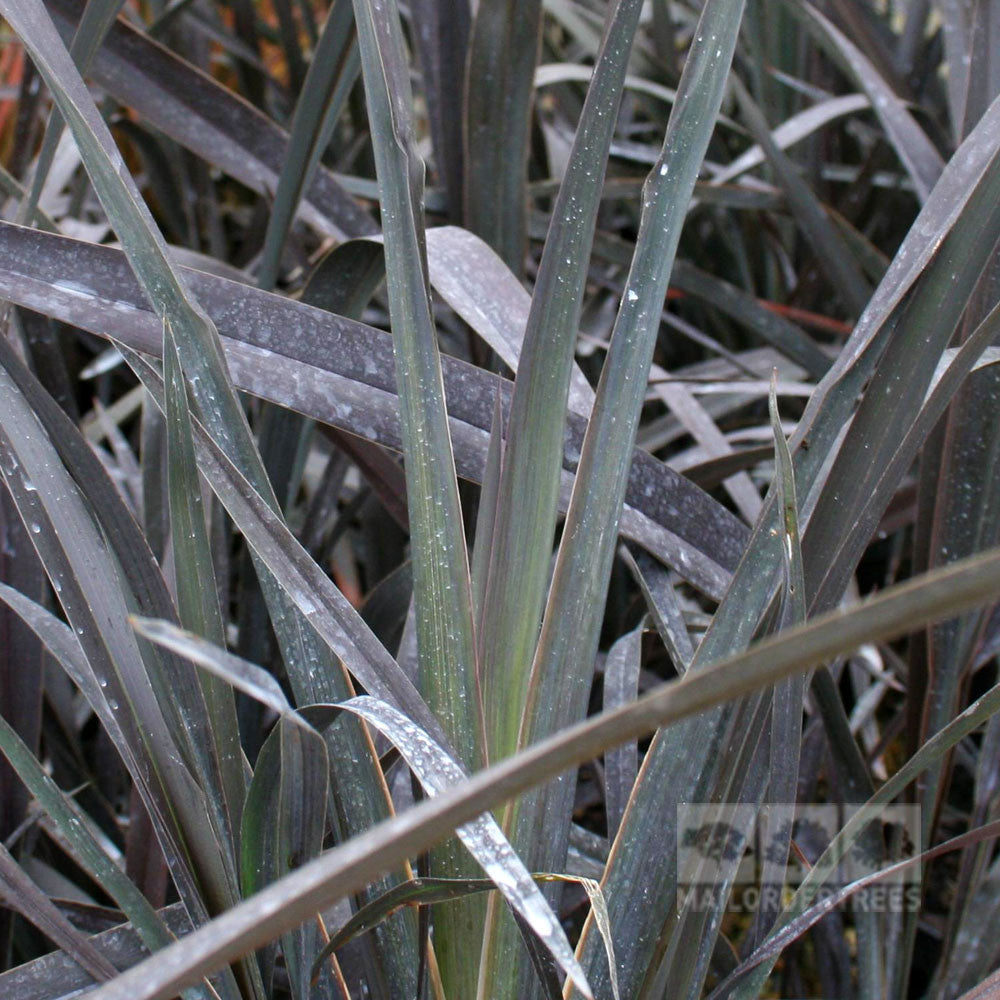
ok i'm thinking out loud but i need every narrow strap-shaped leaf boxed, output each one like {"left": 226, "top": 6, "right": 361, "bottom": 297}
{"left": 471, "top": 389, "right": 505, "bottom": 627}
{"left": 350, "top": 3, "right": 485, "bottom": 987}
{"left": 771, "top": 374, "right": 806, "bottom": 624}
{"left": 601, "top": 622, "right": 644, "bottom": 839}
{"left": 747, "top": 376, "right": 809, "bottom": 951}
{"left": 476, "top": 0, "right": 645, "bottom": 767}
{"left": 252, "top": 234, "right": 421, "bottom": 998}
{"left": 256, "top": 0, "right": 359, "bottom": 290}
{"left": 352, "top": 0, "right": 482, "bottom": 772}
{"left": 241, "top": 719, "right": 330, "bottom": 999}
{"left": 410, "top": 0, "right": 469, "bottom": 221}
{"left": 163, "top": 319, "right": 245, "bottom": 852}
{"left": 622, "top": 548, "right": 694, "bottom": 673}
{"left": 422, "top": 226, "right": 595, "bottom": 415}
{"left": 0, "top": 220, "right": 749, "bottom": 588}
{"left": 464, "top": 0, "right": 542, "bottom": 270}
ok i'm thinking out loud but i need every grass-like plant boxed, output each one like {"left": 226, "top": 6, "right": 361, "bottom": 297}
{"left": 1, "top": 0, "right": 999, "bottom": 997}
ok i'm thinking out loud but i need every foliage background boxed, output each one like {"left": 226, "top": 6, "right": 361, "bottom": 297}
{"left": 0, "top": 0, "right": 999, "bottom": 997}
